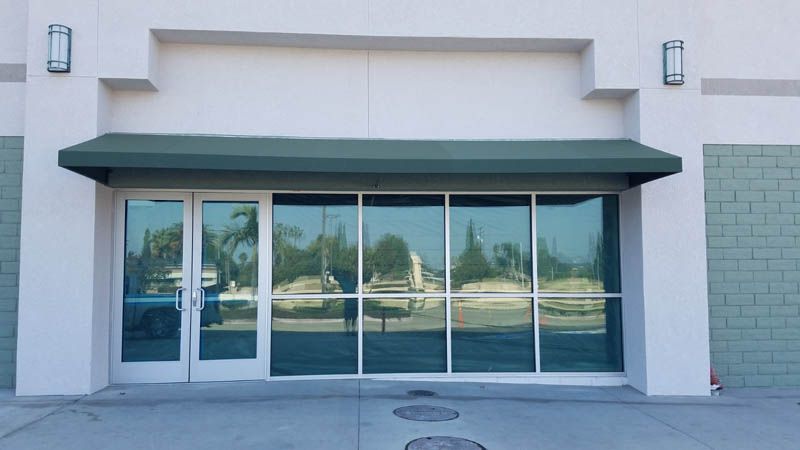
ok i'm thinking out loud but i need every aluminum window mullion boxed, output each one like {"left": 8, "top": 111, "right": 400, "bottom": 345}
{"left": 532, "top": 194, "right": 541, "bottom": 373}
{"left": 537, "top": 292, "right": 623, "bottom": 298}
{"left": 271, "top": 293, "right": 362, "bottom": 299}
{"left": 444, "top": 193, "right": 452, "bottom": 374}
{"left": 447, "top": 292, "right": 535, "bottom": 298}
{"left": 359, "top": 292, "right": 447, "bottom": 299}
{"left": 357, "top": 194, "right": 364, "bottom": 375}
{"left": 265, "top": 193, "right": 273, "bottom": 380}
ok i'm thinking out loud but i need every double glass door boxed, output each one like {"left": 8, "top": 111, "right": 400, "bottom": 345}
{"left": 112, "top": 193, "right": 267, "bottom": 383}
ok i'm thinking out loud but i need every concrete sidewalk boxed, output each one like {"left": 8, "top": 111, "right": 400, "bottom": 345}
{"left": 0, "top": 380, "right": 798, "bottom": 449}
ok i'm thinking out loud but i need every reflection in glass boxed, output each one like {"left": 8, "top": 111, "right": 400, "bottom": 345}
{"left": 451, "top": 298, "right": 534, "bottom": 372}
{"left": 122, "top": 200, "right": 184, "bottom": 362}
{"left": 271, "top": 298, "right": 358, "bottom": 376}
{"left": 363, "top": 298, "right": 446, "bottom": 373}
{"left": 536, "top": 195, "right": 620, "bottom": 293}
{"left": 272, "top": 195, "right": 358, "bottom": 294}
{"left": 450, "top": 196, "right": 532, "bottom": 293}
{"left": 539, "top": 298, "right": 623, "bottom": 372}
{"left": 199, "top": 202, "right": 258, "bottom": 360}
{"left": 362, "top": 195, "right": 445, "bottom": 294}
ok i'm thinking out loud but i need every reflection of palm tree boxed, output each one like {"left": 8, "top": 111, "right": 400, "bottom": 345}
{"left": 150, "top": 223, "right": 183, "bottom": 262}
{"left": 218, "top": 205, "right": 258, "bottom": 297}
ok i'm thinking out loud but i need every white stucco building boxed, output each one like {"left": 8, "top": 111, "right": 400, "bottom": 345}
{"left": 1, "top": 1, "right": 799, "bottom": 396}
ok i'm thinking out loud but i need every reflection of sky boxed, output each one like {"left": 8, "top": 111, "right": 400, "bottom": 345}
{"left": 537, "top": 198, "right": 603, "bottom": 262}
{"left": 126, "top": 200, "right": 183, "bottom": 256}
{"left": 450, "top": 206, "right": 531, "bottom": 262}
{"left": 363, "top": 206, "right": 445, "bottom": 271}
{"left": 273, "top": 204, "right": 358, "bottom": 248}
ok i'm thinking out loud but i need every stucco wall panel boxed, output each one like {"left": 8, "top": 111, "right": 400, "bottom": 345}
{"left": 369, "top": 51, "right": 624, "bottom": 139}
{"left": 111, "top": 44, "right": 369, "bottom": 137}
{"left": 702, "top": 0, "right": 800, "bottom": 80}
{"left": 111, "top": 45, "right": 625, "bottom": 139}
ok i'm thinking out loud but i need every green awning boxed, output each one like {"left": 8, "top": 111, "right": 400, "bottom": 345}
{"left": 58, "top": 133, "right": 682, "bottom": 191}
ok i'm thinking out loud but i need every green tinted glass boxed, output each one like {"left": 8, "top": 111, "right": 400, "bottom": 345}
{"left": 270, "top": 298, "right": 358, "bottom": 376}
{"left": 536, "top": 195, "right": 620, "bottom": 293}
{"left": 272, "top": 195, "right": 358, "bottom": 294}
{"left": 539, "top": 297, "right": 623, "bottom": 372}
{"left": 362, "top": 195, "right": 445, "bottom": 294}
{"left": 449, "top": 196, "right": 532, "bottom": 293}
{"left": 122, "top": 200, "right": 184, "bottom": 362}
{"left": 363, "top": 298, "right": 446, "bottom": 373}
{"left": 451, "top": 298, "right": 534, "bottom": 372}
{"left": 199, "top": 201, "right": 258, "bottom": 361}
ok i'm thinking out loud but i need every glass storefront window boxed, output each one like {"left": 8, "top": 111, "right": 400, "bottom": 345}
{"left": 536, "top": 195, "right": 620, "bottom": 293}
{"left": 450, "top": 298, "right": 535, "bottom": 372}
{"left": 538, "top": 298, "right": 623, "bottom": 372}
{"left": 199, "top": 201, "right": 258, "bottom": 361}
{"left": 270, "top": 298, "right": 358, "bottom": 376}
{"left": 266, "top": 192, "right": 623, "bottom": 377}
{"left": 272, "top": 194, "right": 358, "bottom": 294}
{"left": 449, "top": 195, "right": 532, "bottom": 293}
{"left": 363, "top": 298, "right": 446, "bottom": 373}
{"left": 362, "top": 195, "right": 445, "bottom": 294}
{"left": 122, "top": 200, "right": 184, "bottom": 362}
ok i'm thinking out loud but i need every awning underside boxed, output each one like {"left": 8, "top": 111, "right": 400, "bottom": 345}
{"left": 57, "top": 133, "right": 682, "bottom": 190}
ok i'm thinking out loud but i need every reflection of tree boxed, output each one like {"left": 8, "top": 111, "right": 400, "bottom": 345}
{"left": 149, "top": 223, "right": 182, "bottom": 262}
{"left": 312, "top": 223, "right": 357, "bottom": 293}
{"left": 272, "top": 221, "right": 357, "bottom": 293}
{"left": 451, "top": 220, "right": 491, "bottom": 287}
{"left": 537, "top": 238, "right": 559, "bottom": 281}
{"left": 537, "top": 232, "right": 604, "bottom": 287}
{"left": 125, "top": 223, "right": 183, "bottom": 294}
{"left": 217, "top": 205, "right": 258, "bottom": 291}
{"left": 493, "top": 241, "right": 529, "bottom": 283}
{"left": 364, "top": 233, "right": 410, "bottom": 284}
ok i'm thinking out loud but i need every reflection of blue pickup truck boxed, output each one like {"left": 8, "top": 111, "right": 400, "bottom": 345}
{"left": 123, "top": 294, "right": 223, "bottom": 338}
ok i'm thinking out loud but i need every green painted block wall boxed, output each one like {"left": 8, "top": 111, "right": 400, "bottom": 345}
{"left": 0, "top": 137, "right": 22, "bottom": 388}
{"left": 705, "top": 144, "right": 800, "bottom": 387}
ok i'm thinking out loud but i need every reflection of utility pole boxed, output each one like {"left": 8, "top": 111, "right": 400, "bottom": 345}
{"left": 320, "top": 206, "right": 340, "bottom": 293}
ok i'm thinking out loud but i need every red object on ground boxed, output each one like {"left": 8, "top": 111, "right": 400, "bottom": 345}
{"left": 710, "top": 366, "right": 723, "bottom": 390}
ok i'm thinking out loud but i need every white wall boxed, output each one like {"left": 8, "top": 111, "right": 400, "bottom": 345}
{"left": 111, "top": 44, "right": 624, "bottom": 139}
{"left": 699, "top": 0, "right": 800, "bottom": 146}
{"left": 0, "top": 84, "right": 25, "bottom": 136}
{"left": 368, "top": 51, "right": 623, "bottom": 139}
{"left": 20, "top": 0, "right": 800, "bottom": 396}
{"left": 16, "top": 0, "right": 112, "bottom": 395}
{"left": 621, "top": 0, "right": 710, "bottom": 396}
{"left": 0, "top": 0, "right": 28, "bottom": 136}
{"left": 701, "top": 0, "right": 800, "bottom": 80}
{"left": 0, "top": 0, "right": 27, "bottom": 63}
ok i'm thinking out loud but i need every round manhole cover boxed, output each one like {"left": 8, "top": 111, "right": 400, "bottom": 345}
{"left": 407, "top": 390, "right": 437, "bottom": 397}
{"left": 406, "top": 436, "right": 486, "bottom": 450}
{"left": 393, "top": 405, "right": 459, "bottom": 422}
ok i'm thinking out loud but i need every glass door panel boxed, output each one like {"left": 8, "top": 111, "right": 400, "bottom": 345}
{"left": 113, "top": 193, "right": 193, "bottom": 383}
{"left": 190, "top": 194, "right": 267, "bottom": 381}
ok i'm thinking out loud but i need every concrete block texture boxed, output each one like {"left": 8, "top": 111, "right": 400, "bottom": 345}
{"left": 0, "top": 137, "right": 21, "bottom": 388}
{"left": 705, "top": 144, "right": 800, "bottom": 387}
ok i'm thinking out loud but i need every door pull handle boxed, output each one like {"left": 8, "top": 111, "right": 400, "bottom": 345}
{"left": 175, "top": 287, "right": 187, "bottom": 311}
{"left": 195, "top": 287, "right": 206, "bottom": 311}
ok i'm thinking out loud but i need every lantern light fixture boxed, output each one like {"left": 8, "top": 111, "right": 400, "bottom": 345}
{"left": 663, "top": 40, "right": 684, "bottom": 85}
{"left": 47, "top": 24, "right": 72, "bottom": 73}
